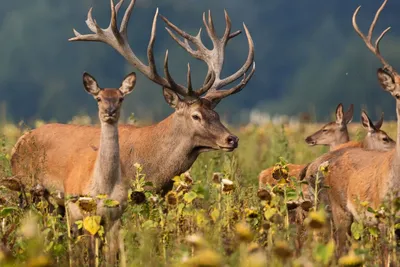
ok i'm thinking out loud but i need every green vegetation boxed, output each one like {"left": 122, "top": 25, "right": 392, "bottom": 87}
{"left": 0, "top": 118, "right": 399, "bottom": 266}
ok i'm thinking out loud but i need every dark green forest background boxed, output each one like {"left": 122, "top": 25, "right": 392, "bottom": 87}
{"left": 1, "top": 0, "right": 400, "bottom": 124}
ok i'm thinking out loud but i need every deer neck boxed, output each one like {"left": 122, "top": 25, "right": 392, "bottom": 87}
{"left": 128, "top": 113, "right": 200, "bottom": 192}
{"left": 91, "top": 121, "right": 121, "bottom": 195}
{"left": 329, "top": 130, "right": 350, "bottom": 151}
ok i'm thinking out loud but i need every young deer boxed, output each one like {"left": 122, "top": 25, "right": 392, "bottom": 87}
{"left": 259, "top": 103, "right": 354, "bottom": 187}
{"left": 9, "top": 0, "right": 255, "bottom": 207}
{"left": 66, "top": 72, "right": 135, "bottom": 265}
{"left": 302, "top": 0, "right": 400, "bottom": 256}
{"left": 259, "top": 108, "right": 394, "bottom": 188}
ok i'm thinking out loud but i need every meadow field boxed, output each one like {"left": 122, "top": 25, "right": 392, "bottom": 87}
{"left": 0, "top": 116, "right": 399, "bottom": 266}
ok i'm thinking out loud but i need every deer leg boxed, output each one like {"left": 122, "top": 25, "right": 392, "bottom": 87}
{"left": 104, "top": 219, "right": 121, "bottom": 267}
{"left": 331, "top": 203, "right": 352, "bottom": 257}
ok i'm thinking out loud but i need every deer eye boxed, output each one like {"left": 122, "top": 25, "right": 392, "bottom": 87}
{"left": 322, "top": 129, "right": 328, "bottom": 132}
{"left": 119, "top": 98, "right": 124, "bottom": 103}
{"left": 96, "top": 97, "right": 101, "bottom": 102}
{"left": 382, "top": 137, "right": 389, "bottom": 142}
{"left": 192, "top": 114, "right": 201, "bottom": 121}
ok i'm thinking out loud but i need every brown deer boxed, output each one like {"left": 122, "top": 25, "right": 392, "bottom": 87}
{"left": 66, "top": 72, "right": 135, "bottom": 265}
{"left": 9, "top": 0, "right": 255, "bottom": 204}
{"left": 258, "top": 103, "right": 354, "bottom": 188}
{"left": 302, "top": 0, "right": 400, "bottom": 256}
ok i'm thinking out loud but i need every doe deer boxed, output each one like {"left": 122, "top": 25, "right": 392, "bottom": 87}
{"left": 302, "top": 0, "right": 400, "bottom": 257}
{"left": 66, "top": 72, "right": 135, "bottom": 265}
{"left": 9, "top": 0, "right": 255, "bottom": 207}
{"left": 258, "top": 103, "right": 354, "bottom": 188}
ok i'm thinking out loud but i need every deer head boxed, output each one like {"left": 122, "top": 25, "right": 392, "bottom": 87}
{"left": 305, "top": 103, "right": 353, "bottom": 147}
{"left": 361, "top": 110, "right": 395, "bottom": 150}
{"left": 83, "top": 72, "right": 136, "bottom": 124}
{"left": 69, "top": 0, "right": 255, "bottom": 152}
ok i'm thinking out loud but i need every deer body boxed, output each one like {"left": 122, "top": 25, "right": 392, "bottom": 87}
{"left": 259, "top": 103, "right": 354, "bottom": 187}
{"left": 303, "top": 0, "right": 400, "bottom": 256}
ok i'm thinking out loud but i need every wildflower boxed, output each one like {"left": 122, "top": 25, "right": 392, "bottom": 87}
{"left": 338, "top": 250, "right": 363, "bottom": 267}
{"left": 318, "top": 161, "right": 329, "bottom": 176}
{"left": 186, "top": 234, "right": 208, "bottom": 250}
{"left": 273, "top": 240, "right": 292, "bottom": 259}
{"left": 247, "top": 242, "right": 261, "bottom": 254}
{"left": 19, "top": 214, "right": 39, "bottom": 239}
{"left": 235, "top": 222, "right": 253, "bottom": 242}
{"left": 130, "top": 191, "right": 146, "bottom": 204}
{"left": 182, "top": 249, "right": 222, "bottom": 267}
{"left": 78, "top": 197, "right": 97, "bottom": 213}
{"left": 245, "top": 251, "right": 267, "bottom": 267}
{"left": 222, "top": 179, "right": 234, "bottom": 192}
{"left": 26, "top": 254, "right": 52, "bottom": 267}
{"left": 257, "top": 189, "right": 271, "bottom": 202}
{"left": 300, "top": 200, "right": 313, "bottom": 211}
{"left": 212, "top": 172, "right": 223, "bottom": 184}
{"left": 305, "top": 210, "right": 326, "bottom": 230}
{"left": 184, "top": 171, "right": 193, "bottom": 185}
{"left": 272, "top": 164, "right": 288, "bottom": 181}
{"left": 149, "top": 195, "right": 159, "bottom": 204}
{"left": 165, "top": 191, "right": 178, "bottom": 206}
{"left": 245, "top": 208, "right": 258, "bottom": 219}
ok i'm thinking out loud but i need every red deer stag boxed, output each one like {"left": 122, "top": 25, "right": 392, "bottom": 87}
{"left": 302, "top": 0, "right": 400, "bottom": 256}
{"left": 9, "top": 0, "right": 255, "bottom": 205}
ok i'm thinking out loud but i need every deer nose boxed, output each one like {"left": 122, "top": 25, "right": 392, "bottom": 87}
{"left": 226, "top": 135, "right": 239, "bottom": 147}
{"left": 305, "top": 136, "right": 315, "bottom": 145}
{"left": 106, "top": 107, "right": 117, "bottom": 116}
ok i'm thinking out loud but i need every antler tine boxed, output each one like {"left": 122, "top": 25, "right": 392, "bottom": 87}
{"left": 187, "top": 64, "right": 193, "bottom": 94}
{"left": 214, "top": 23, "right": 255, "bottom": 88}
{"left": 70, "top": 0, "right": 201, "bottom": 97}
{"left": 352, "top": 0, "right": 392, "bottom": 69}
{"left": 163, "top": 50, "right": 187, "bottom": 96}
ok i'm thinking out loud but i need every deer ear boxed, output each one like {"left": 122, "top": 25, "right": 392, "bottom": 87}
{"left": 343, "top": 104, "right": 354, "bottom": 124}
{"left": 374, "top": 112, "right": 384, "bottom": 130}
{"left": 377, "top": 68, "right": 396, "bottom": 92}
{"left": 361, "top": 110, "right": 376, "bottom": 133}
{"left": 163, "top": 88, "right": 182, "bottom": 109}
{"left": 335, "top": 103, "right": 344, "bottom": 125}
{"left": 119, "top": 72, "right": 136, "bottom": 96}
{"left": 83, "top": 72, "right": 101, "bottom": 96}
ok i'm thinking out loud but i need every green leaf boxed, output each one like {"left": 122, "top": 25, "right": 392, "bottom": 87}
{"left": 103, "top": 199, "right": 120, "bottom": 207}
{"left": 142, "top": 220, "right": 157, "bottom": 229}
{"left": 368, "top": 227, "right": 379, "bottom": 237}
{"left": 211, "top": 208, "right": 220, "bottom": 222}
{"left": 75, "top": 220, "right": 83, "bottom": 230}
{"left": 367, "top": 207, "right": 376, "bottom": 214}
{"left": 83, "top": 216, "right": 102, "bottom": 236}
{"left": 144, "top": 181, "right": 154, "bottom": 187}
{"left": 264, "top": 208, "right": 277, "bottom": 220}
{"left": 0, "top": 206, "right": 19, "bottom": 217}
{"left": 183, "top": 191, "right": 198, "bottom": 204}
{"left": 313, "top": 240, "right": 335, "bottom": 264}
{"left": 351, "top": 222, "right": 363, "bottom": 240}
{"left": 96, "top": 194, "right": 108, "bottom": 199}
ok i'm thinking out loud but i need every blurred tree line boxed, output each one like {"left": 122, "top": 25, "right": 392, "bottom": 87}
{"left": 0, "top": 0, "right": 400, "bottom": 124}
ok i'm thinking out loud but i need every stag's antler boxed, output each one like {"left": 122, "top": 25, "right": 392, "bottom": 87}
{"left": 161, "top": 10, "right": 255, "bottom": 102}
{"left": 69, "top": 0, "right": 255, "bottom": 103}
{"left": 352, "top": 0, "right": 393, "bottom": 71}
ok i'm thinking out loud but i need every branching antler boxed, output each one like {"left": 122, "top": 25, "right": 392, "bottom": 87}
{"left": 69, "top": 0, "right": 215, "bottom": 98}
{"left": 352, "top": 0, "right": 393, "bottom": 71}
{"left": 69, "top": 0, "right": 255, "bottom": 103}
{"left": 161, "top": 10, "right": 255, "bottom": 102}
